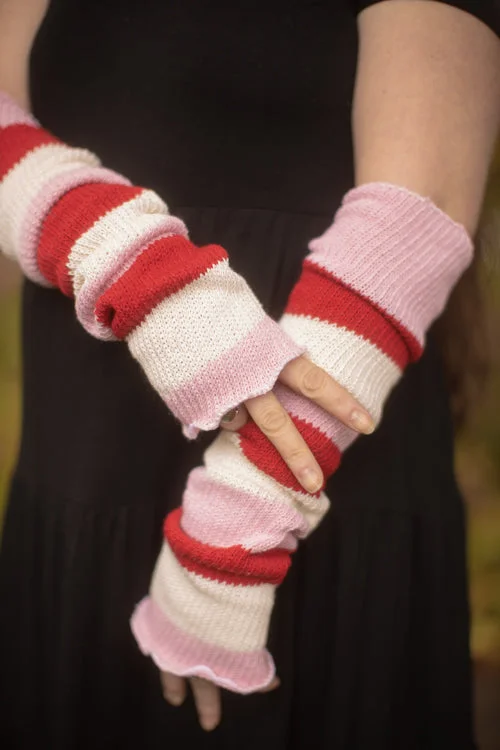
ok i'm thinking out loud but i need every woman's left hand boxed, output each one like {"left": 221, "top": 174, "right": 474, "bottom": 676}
{"left": 220, "top": 355, "right": 374, "bottom": 494}
{"left": 160, "top": 671, "right": 280, "bottom": 731}
{"left": 158, "top": 359, "right": 367, "bottom": 724}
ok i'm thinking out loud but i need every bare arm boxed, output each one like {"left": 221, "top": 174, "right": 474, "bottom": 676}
{"left": 353, "top": 0, "right": 500, "bottom": 235}
{"left": 0, "top": 0, "right": 49, "bottom": 107}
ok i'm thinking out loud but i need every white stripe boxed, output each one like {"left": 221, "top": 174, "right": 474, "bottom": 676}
{"left": 204, "top": 431, "right": 330, "bottom": 536}
{"left": 127, "top": 260, "right": 266, "bottom": 390}
{"left": 280, "top": 313, "right": 401, "bottom": 422}
{"left": 68, "top": 188, "right": 169, "bottom": 296}
{"left": 67, "top": 190, "right": 187, "bottom": 338}
{"left": 151, "top": 541, "right": 275, "bottom": 652}
{"left": 0, "top": 143, "right": 99, "bottom": 257}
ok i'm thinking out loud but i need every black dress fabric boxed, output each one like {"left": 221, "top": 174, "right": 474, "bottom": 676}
{"left": 0, "top": 2, "right": 498, "bottom": 749}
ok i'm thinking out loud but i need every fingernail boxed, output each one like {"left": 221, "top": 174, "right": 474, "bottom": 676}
{"left": 350, "top": 409, "right": 375, "bottom": 434}
{"left": 165, "top": 692, "right": 184, "bottom": 706}
{"left": 298, "top": 468, "right": 323, "bottom": 494}
{"left": 200, "top": 716, "right": 219, "bottom": 732}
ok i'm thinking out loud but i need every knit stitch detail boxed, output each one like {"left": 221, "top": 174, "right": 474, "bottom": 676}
{"left": 95, "top": 236, "right": 229, "bottom": 338}
{"left": 38, "top": 183, "right": 143, "bottom": 294}
{"left": 0, "top": 124, "right": 58, "bottom": 180}
{"left": 165, "top": 508, "right": 291, "bottom": 586}
{"left": 285, "top": 261, "right": 412, "bottom": 368}
{"left": 19, "top": 166, "right": 131, "bottom": 286}
{"left": 0, "top": 90, "right": 302, "bottom": 434}
{"left": 133, "top": 182, "right": 474, "bottom": 693}
{"left": 131, "top": 597, "right": 275, "bottom": 693}
{"left": 309, "top": 181, "right": 473, "bottom": 351}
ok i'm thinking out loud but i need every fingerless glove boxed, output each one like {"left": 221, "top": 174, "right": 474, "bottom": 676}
{"left": 131, "top": 182, "right": 473, "bottom": 693}
{"left": 0, "top": 91, "right": 302, "bottom": 435}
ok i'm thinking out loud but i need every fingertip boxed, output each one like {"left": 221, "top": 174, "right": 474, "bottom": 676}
{"left": 297, "top": 467, "right": 323, "bottom": 494}
{"left": 350, "top": 409, "right": 375, "bottom": 435}
{"left": 200, "top": 716, "right": 220, "bottom": 732}
{"left": 163, "top": 691, "right": 186, "bottom": 706}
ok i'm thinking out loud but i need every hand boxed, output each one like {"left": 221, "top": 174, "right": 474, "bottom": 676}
{"left": 221, "top": 355, "right": 374, "bottom": 494}
{"left": 160, "top": 672, "right": 280, "bottom": 731}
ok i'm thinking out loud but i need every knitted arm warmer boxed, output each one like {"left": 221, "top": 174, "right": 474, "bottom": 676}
{"left": 131, "top": 182, "right": 473, "bottom": 693}
{"left": 0, "top": 91, "right": 302, "bottom": 435}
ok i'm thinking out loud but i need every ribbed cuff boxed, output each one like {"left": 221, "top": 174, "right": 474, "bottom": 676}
{"left": 131, "top": 597, "right": 276, "bottom": 694}
{"left": 309, "top": 181, "right": 473, "bottom": 350}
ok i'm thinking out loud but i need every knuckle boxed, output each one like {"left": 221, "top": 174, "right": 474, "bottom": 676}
{"left": 329, "top": 392, "right": 345, "bottom": 412}
{"left": 302, "top": 365, "right": 328, "bottom": 396}
{"left": 284, "top": 447, "right": 309, "bottom": 465}
{"left": 259, "top": 407, "right": 289, "bottom": 435}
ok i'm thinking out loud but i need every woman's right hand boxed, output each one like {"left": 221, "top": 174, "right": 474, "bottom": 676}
{"left": 220, "top": 355, "right": 375, "bottom": 494}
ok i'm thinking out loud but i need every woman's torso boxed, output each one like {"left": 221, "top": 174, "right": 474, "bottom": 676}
{"left": 31, "top": 0, "right": 359, "bottom": 214}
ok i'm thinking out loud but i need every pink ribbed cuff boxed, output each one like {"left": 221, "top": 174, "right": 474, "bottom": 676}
{"left": 160, "top": 317, "right": 304, "bottom": 434}
{"left": 309, "top": 182, "right": 473, "bottom": 345}
{"left": 131, "top": 597, "right": 275, "bottom": 694}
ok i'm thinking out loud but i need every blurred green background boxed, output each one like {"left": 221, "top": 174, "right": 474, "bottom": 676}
{"left": 1, "top": 157, "right": 500, "bottom": 744}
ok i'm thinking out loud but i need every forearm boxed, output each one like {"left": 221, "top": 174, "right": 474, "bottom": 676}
{"left": 0, "top": 0, "right": 49, "bottom": 108}
{"left": 353, "top": 0, "right": 500, "bottom": 234}
{"left": 0, "top": 92, "right": 302, "bottom": 434}
{"left": 133, "top": 1, "right": 500, "bottom": 692}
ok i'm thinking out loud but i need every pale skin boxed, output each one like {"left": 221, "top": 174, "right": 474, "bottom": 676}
{"left": 2, "top": 0, "right": 499, "bottom": 733}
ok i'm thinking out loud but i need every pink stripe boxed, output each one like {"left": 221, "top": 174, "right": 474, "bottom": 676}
{"left": 17, "top": 167, "right": 131, "bottom": 286}
{"left": 165, "top": 317, "right": 304, "bottom": 433}
{"left": 273, "top": 382, "right": 357, "bottom": 452}
{"left": 309, "top": 182, "right": 473, "bottom": 345}
{"left": 131, "top": 597, "right": 275, "bottom": 694}
{"left": 0, "top": 92, "right": 37, "bottom": 128}
{"left": 75, "top": 215, "right": 189, "bottom": 339}
{"left": 182, "top": 467, "right": 307, "bottom": 552}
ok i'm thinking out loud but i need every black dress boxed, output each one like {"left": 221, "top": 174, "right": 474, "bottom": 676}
{"left": 1, "top": 2, "right": 498, "bottom": 748}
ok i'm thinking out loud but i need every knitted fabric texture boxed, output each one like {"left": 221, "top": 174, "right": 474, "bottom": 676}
{"left": 0, "top": 91, "right": 302, "bottom": 434}
{"left": 131, "top": 182, "right": 473, "bottom": 693}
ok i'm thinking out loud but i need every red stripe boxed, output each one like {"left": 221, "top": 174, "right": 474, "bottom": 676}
{"left": 164, "top": 508, "right": 291, "bottom": 587}
{"left": 238, "top": 416, "right": 341, "bottom": 495}
{"left": 37, "top": 182, "right": 143, "bottom": 296}
{"left": 286, "top": 261, "right": 421, "bottom": 365}
{"left": 0, "top": 124, "right": 59, "bottom": 180}
{"left": 95, "top": 236, "right": 228, "bottom": 339}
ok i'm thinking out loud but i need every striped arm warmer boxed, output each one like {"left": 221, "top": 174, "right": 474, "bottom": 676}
{"left": 0, "top": 91, "right": 302, "bottom": 435}
{"left": 131, "top": 182, "right": 473, "bottom": 693}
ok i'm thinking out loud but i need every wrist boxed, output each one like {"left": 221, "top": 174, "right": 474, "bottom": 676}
{"left": 308, "top": 181, "right": 473, "bottom": 354}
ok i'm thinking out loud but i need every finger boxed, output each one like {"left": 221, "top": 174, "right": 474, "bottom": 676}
{"left": 245, "top": 391, "right": 324, "bottom": 494}
{"left": 190, "top": 677, "right": 221, "bottom": 732}
{"left": 279, "top": 357, "right": 375, "bottom": 434}
{"left": 219, "top": 404, "right": 249, "bottom": 431}
{"left": 160, "top": 671, "right": 187, "bottom": 706}
{"left": 259, "top": 676, "right": 281, "bottom": 693}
